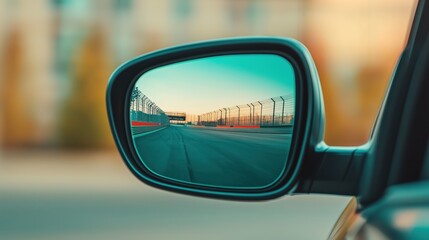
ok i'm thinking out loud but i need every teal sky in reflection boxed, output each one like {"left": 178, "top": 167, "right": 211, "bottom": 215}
{"left": 135, "top": 54, "right": 295, "bottom": 114}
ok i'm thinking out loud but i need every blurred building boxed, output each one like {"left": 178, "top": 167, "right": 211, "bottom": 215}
{"left": 0, "top": 0, "right": 416, "bottom": 149}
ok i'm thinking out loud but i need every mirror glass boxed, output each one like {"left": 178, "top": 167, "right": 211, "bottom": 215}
{"left": 130, "top": 54, "right": 296, "bottom": 188}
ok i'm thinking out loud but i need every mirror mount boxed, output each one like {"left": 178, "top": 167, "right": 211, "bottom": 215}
{"left": 107, "top": 37, "right": 325, "bottom": 200}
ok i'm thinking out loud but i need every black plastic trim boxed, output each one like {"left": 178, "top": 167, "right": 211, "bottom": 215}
{"left": 296, "top": 144, "right": 367, "bottom": 196}
{"left": 106, "top": 37, "right": 324, "bottom": 200}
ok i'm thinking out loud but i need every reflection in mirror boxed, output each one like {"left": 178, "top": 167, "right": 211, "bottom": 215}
{"left": 130, "top": 54, "right": 295, "bottom": 188}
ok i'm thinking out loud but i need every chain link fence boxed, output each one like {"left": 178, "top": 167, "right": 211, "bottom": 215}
{"left": 130, "top": 88, "right": 169, "bottom": 126}
{"left": 130, "top": 87, "right": 294, "bottom": 129}
{"left": 198, "top": 95, "right": 294, "bottom": 127}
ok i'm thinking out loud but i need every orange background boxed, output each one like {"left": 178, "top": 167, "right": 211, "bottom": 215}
{"left": 0, "top": 0, "right": 416, "bottom": 149}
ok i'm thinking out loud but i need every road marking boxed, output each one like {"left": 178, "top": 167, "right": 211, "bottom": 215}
{"left": 133, "top": 127, "right": 168, "bottom": 138}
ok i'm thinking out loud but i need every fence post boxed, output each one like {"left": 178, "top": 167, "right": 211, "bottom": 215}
{"left": 258, "top": 101, "right": 263, "bottom": 126}
{"left": 247, "top": 104, "right": 252, "bottom": 125}
{"left": 135, "top": 91, "right": 141, "bottom": 112}
{"left": 280, "top": 96, "right": 285, "bottom": 125}
{"left": 250, "top": 103, "right": 255, "bottom": 125}
{"left": 146, "top": 100, "right": 150, "bottom": 122}
{"left": 227, "top": 108, "right": 231, "bottom": 126}
{"left": 271, "top": 98, "right": 275, "bottom": 126}
{"left": 136, "top": 96, "right": 139, "bottom": 112}
{"left": 149, "top": 102, "right": 154, "bottom": 122}
{"left": 155, "top": 106, "right": 159, "bottom": 122}
{"left": 131, "top": 99, "right": 135, "bottom": 112}
{"left": 142, "top": 95, "right": 147, "bottom": 113}
{"left": 131, "top": 98, "right": 135, "bottom": 111}
{"left": 141, "top": 96, "right": 145, "bottom": 113}
{"left": 237, "top": 106, "right": 240, "bottom": 126}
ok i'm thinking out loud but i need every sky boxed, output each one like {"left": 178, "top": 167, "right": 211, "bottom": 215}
{"left": 135, "top": 54, "right": 295, "bottom": 115}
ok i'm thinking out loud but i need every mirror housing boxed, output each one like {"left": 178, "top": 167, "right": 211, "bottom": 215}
{"left": 106, "top": 37, "right": 324, "bottom": 200}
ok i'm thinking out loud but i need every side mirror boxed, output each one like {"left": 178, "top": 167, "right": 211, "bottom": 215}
{"left": 106, "top": 37, "right": 324, "bottom": 200}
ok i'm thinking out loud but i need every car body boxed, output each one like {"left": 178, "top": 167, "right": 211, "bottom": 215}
{"left": 106, "top": 0, "right": 428, "bottom": 239}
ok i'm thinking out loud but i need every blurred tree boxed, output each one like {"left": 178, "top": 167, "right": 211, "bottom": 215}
{"left": 57, "top": 26, "right": 114, "bottom": 149}
{"left": 1, "top": 30, "right": 37, "bottom": 148}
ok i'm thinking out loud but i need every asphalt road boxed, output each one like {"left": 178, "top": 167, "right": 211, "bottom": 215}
{"left": 133, "top": 125, "right": 292, "bottom": 187}
{"left": 0, "top": 151, "right": 353, "bottom": 240}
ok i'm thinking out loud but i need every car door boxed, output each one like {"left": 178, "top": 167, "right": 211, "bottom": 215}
{"left": 106, "top": 1, "right": 425, "bottom": 239}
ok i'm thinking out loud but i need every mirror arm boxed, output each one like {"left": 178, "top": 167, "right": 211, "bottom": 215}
{"left": 296, "top": 145, "right": 367, "bottom": 196}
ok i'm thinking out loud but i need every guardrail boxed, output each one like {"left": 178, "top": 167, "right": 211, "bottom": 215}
{"left": 198, "top": 95, "right": 294, "bottom": 127}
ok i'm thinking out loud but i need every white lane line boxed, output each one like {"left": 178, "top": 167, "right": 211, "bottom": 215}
{"left": 132, "top": 127, "right": 168, "bottom": 138}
